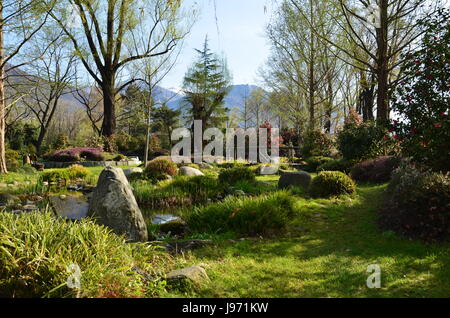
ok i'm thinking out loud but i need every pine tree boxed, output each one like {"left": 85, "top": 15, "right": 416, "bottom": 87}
{"left": 182, "top": 37, "right": 231, "bottom": 131}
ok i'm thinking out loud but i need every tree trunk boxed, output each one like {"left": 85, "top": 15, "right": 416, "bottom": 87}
{"left": 376, "top": 0, "right": 389, "bottom": 122}
{"left": 101, "top": 76, "right": 116, "bottom": 138}
{"left": 0, "top": 3, "right": 7, "bottom": 174}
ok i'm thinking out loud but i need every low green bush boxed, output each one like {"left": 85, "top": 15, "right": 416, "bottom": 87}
{"left": 40, "top": 169, "right": 70, "bottom": 183}
{"left": 6, "top": 149, "right": 21, "bottom": 172}
{"left": 186, "top": 191, "right": 297, "bottom": 236}
{"left": 305, "top": 156, "right": 334, "bottom": 172}
{"left": 67, "top": 164, "right": 91, "bottom": 180}
{"left": 309, "top": 171, "right": 356, "bottom": 198}
{"left": 0, "top": 211, "right": 167, "bottom": 297}
{"left": 378, "top": 164, "right": 450, "bottom": 242}
{"left": 218, "top": 166, "right": 256, "bottom": 184}
{"left": 144, "top": 158, "right": 178, "bottom": 181}
{"left": 317, "top": 159, "right": 358, "bottom": 174}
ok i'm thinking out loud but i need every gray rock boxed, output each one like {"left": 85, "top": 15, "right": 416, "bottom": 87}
{"left": 198, "top": 163, "right": 213, "bottom": 170}
{"left": 179, "top": 166, "right": 204, "bottom": 177}
{"left": 0, "top": 193, "right": 18, "bottom": 206}
{"left": 123, "top": 167, "right": 143, "bottom": 177}
{"left": 88, "top": 166, "right": 148, "bottom": 242}
{"left": 234, "top": 190, "right": 246, "bottom": 197}
{"left": 166, "top": 266, "right": 209, "bottom": 285}
{"left": 278, "top": 171, "right": 312, "bottom": 189}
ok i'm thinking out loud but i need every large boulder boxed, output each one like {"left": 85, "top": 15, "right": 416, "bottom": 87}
{"left": 88, "top": 166, "right": 148, "bottom": 242}
{"left": 278, "top": 171, "right": 312, "bottom": 189}
{"left": 179, "top": 166, "right": 204, "bottom": 177}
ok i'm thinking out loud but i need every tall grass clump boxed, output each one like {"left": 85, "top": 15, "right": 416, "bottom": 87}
{"left": 218, "top": 166, "right": 255, "bottom": 184}
{"left": 0, "top": 211, "right": 167, "bottom": 298}
{"left": 186, "top": 191, "right": 297, "bottom": 236}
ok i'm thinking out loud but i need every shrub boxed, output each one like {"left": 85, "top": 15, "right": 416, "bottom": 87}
{"left": 5, "top": 149, "right": 21, "bottom": 172}
{"left": 391, "top": 9, "right": 450, "bottom": 172}
{"left": 301, "top": 130, "right": 336, "bottom": 158}
{"left": 187, "top": 191, "right": 297, "bottom": 236}
{"left": 49, "top": 148, "right": 104, "bottom": 162}
{"left": 0, "top": 211, "right": 166, "bottom": 297}
{"left": 80, "top": 150, "right": 104, "bottom": 161}
{"left": 337, "top": 110, "right": 392, "bottom": 161}
{"left": 40, "top": 169, "right": 70, "bottom": 183}
{"left": 378, "top": 164, "right": 450, "bottom": 242}
{"left": 305, "top": 156, "right": 334, "bottom": 172}
{"left": 16, "top": 164, "right": 37, "bottom": 174}
{"left": 309, "top": 171, "right": 356, "bottom": 198}
{"left": 351, "top": 156, "right": 401, "bottom": 183}
{"left": 218, "top": 161, "right": 245, "bottom": 169}
{"left": 149, "top": 149, "right": 169, "bottom": 159}
{"left": 113, "top": 154, "right": 127, "bottom": 161}
{"left": 67, "top": 164, "right": 91, "bottom": 180}
{"left": 218, "top": 166, "right": 256, "bottom": 184}
{"left": 144, "top": 158, "right": 178, "bottom": 181}
{"left": 317, "top": 159, "right": 357, "bottom": 174}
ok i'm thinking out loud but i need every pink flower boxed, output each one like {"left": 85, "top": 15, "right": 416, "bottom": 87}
{"left": 434, "top": 123, "right": 442, "bottom": 128}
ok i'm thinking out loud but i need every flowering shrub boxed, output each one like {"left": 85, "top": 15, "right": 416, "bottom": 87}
{"left": 391, "top": 9, "right": 450, "bottom": 172}
{"left": 350, "top": 156, "right": 401, "bottom": 183}
{"left": 49, "top": 148, "right": 104, "bottom": 162}
{"left": 378, "top": 163, "right": 450, "bottom": 242}
{"left": 337, "top": 110, "right": 392, "bottom": 161}
{"left": 301, "top": 130, "right": 335, "bottom": 158}
{"left": 67, "top": 164, "right": 91, "bottom": 180}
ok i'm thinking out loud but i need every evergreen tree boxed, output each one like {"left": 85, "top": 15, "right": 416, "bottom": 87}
{"left": 182, "top": 37, "right": 231, "bottom": 131}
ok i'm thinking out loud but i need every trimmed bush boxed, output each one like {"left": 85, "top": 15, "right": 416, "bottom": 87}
{"left": 187, "top": 191, "right": 297, "bottom": 236}
{"left": 351, "top": 156, "right": 401, "bottom": 183}
{"left": 0, "top": 211, "right": 166, "bottom": 298}
{"left": 67, "top": 164, "right": 91, "bottom": 180}
{"left": 218, "top": 166, "right": 256, "bottom": 184}
{"left": 309, "top": 171, "right": 356, "bottom": 198}
{"left": 80, "top": 150, "right": 104, "bottom": 161}
{"left": 113, "top": 154, "right": 127, "bottom": 161}
{"left": 49, "top": 148, "right": 104, "bottom": 162}
{"left": 317, "top": 159, "right": 357, "bottom": 174}
{"left": 378, "top": 164, "right": 450, "bottom": 242}
{"left": 5, "top": 149, "right": 21, "bottom": 172}
{"left": 305, "top": 156, "right": 334, "bottom": 172}
{"left": 144, "top": 158, "right": 178, "bottom": 181}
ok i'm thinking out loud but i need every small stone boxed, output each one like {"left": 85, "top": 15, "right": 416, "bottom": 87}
{"left": 59, "top": 195, "right": 67, "bottom": 200}
{"left": 179, "top": 166, "right": 204, "bottom": 177}
{"left": 23, "top": 205, "right": 38, "bottom": 211}
{"left": 166, "top": 266, "right": 209, "bottom": 286}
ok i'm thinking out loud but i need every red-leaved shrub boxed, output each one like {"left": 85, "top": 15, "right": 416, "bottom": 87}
{"left": 351, "top": 156, "right": 401, "bottom": 183}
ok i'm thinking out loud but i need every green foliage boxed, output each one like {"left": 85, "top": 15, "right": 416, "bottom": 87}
{"left": 113, "top": 154, "right": 127, "bottom": 161}
{"left": 337, "top": 111, "right": 390, "bottom": 161}
{"left": 67, "top": 164, "right": 91, "bottom": 180}
{"left": 0, "top": 211, "right": 165, "bottom": 298}
{"left": 186, "top": 191, "right": 297, "bottom": 236}
{"left": 305, "top": 156, "right": 334, "bottom": 172}
{"left": 391, "top": 9, "right": 450, "bottom": 172}
{"left": 379, "top": 164, "right": 450, "bottom": 242}
{"left": 144, "top": 158, "right": 178, "bottom": 181}
{"left": 5, "top": 149, "right": 21, "bottom": 172}
{"left": 5, "top": 122, "right": 38, "bottom": 151}
{"left": 317, "top": 159, "right": 357, "bottom": 174}
{"left": 40, "top": 169, "right": 70, "bottom": 183}
{"left": 219, "top": 166, "right": 256, "bottom": 184}
{"left": 301, "top": 130, "right": 336, "bottom": 158}
{"left": 309, "top": 171, "right": 356, "bottom": 198}
{"left": 183, "top": 37, "right": 231, "bottom": 129}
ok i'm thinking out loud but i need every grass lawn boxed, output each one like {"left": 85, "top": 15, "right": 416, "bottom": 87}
{"left": 163, "top": 182, "right": 450, "bottom": 298}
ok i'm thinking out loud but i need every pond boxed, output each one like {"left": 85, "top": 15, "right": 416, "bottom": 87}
{"left": 49, "top": 192, "right": 89, "bottom": 220}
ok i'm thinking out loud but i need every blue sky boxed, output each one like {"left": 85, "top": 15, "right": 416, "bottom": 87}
{"left": 160, "top": 0, "right": 276, "bottom": 91}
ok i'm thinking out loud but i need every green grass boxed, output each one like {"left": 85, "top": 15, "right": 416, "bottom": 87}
{"left": 0, "top": 210, "right": 174, "bottom": 298}
{"left": 163, "top": 184, "right": 450, "bottom": 298}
